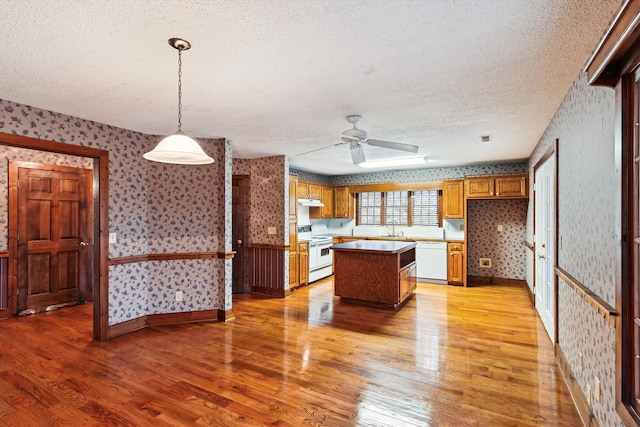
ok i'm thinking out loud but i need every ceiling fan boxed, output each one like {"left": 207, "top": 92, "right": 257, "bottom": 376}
{"left": 297, "top": 115, "right": 420, "bottom": 164}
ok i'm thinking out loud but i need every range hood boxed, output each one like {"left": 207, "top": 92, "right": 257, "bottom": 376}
{"left": 298, "top": 198, "right": 324, "bottom": 207}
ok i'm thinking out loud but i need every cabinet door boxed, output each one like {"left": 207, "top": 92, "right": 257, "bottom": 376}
{"left": 289, "top": 176, "right": 298, "bottom": 218}
{"left": 447, "top": 243, "right": 464, "bottom": 284}
{"left": 495, "top": 175, "right": 528, "bottom": 198}
{"left": 298, "top": 242, "right": 308, "bottom": 286}
{"left": 289, "top": 251, "right": 298, "bottom": 289}
{"left": 465, "top": 177, "right": 494, "bottom": 198}
{"left": 321, "top": 186, "right": 334, "bottom": 218}
{"left": 399, "top": 264, "right": 416, "bottom": 303}
{"left": 442, "top": 180, "right": 464, "bottom": 219}
{"left": 333, "top": 186, "right": 353, "bottom": 218}
{"left": 297, "top": 180, "right": 309, "bottom": 198}
{"left": 308, "top": 183, "right": 322, "bottom": 200}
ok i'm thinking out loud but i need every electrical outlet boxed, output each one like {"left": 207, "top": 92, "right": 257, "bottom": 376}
{"left": 175, "top": 291, "right": 183, "bottom": 302}
{"left": 459, "top": 224, "right": 464, "bottom": 231}
{"left": 594, "top": 377, "right": 601, "bottom": 403}
{"left": 479, "top": 258, "right": 492, "bottom": 268}
{"left": 497, "top": 224, "right": 503, "bottom": 232}
{"left": 586, "top": 384, "right": 592, "bottom": 406}
{"left": 267, "top": 226, "right": 277, "bottom": 235}
{"left": 579, "top": 352, "right": 584, "bottom": 371}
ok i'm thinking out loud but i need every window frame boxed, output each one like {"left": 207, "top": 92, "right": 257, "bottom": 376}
{"left": 356, "top": 189, "right": 440, "bottom": 227}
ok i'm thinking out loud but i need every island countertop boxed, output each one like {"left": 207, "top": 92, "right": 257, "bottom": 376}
{"left": 330, "top": 239, "right": 416, "bottom": 254}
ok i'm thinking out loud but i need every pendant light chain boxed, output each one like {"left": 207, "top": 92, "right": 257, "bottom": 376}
{"left": 177, "top": 47, "right": 183, "bottom": 131}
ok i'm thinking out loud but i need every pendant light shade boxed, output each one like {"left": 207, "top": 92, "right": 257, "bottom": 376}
{"left": 143, "top": 131, "right": 214, "bottom": 164}
{"left": 144, "top": 38, "right": 214, "bottom": 165}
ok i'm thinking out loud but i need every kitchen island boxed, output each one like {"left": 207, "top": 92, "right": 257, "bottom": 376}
{"left": 330, "top": 240, "right": 417, "bottom": 309}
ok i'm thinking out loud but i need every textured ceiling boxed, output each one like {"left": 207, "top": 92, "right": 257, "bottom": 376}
{"left": 0, "top": 0, "right": 622, "bottom": 175}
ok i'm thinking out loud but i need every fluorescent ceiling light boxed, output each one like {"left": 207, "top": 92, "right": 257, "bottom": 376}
{"left": 359, "top": 156, "right": 428, "bottom": 169}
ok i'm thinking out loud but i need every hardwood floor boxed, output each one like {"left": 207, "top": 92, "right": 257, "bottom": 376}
{"left": 0, "top": 279, "right": 581, "bottom": 426}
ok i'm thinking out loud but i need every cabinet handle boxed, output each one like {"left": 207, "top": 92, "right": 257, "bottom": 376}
{"left": 496, "top": 192, "right": 500, "bottom": 196}
{"left": 490, "top": 192, "right": 494, "bottom": 196}
{"left": 445, "top": 214, "right": 449, "bottom": 217}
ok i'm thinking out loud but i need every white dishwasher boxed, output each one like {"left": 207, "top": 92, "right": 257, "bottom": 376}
{"left": 416, "top": 242, "right": 448, "bottom": 284}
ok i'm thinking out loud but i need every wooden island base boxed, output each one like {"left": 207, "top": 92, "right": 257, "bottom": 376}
{"left": 330, "top": 240, "right": 417, "bottom": 309}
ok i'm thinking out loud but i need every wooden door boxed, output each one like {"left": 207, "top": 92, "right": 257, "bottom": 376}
{"left": 232, "top": 176, "right": 250, "bottom": 293}
{"left": 16, "top": 163, "right": 93, "bottom": 313}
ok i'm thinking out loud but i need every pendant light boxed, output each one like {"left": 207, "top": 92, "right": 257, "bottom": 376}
{"left": 144, "top": 38, "right": 214, "bottom": 165}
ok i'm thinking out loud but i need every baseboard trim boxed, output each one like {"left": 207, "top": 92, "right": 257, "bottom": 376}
{"left": 251, "top": 286, "right": 290, "bottom": 297}
{"left": 106, "top": 308, "right": 224, "bottom": 338}
{"left": 556, "top": 344, "right": 600, "bottom": 427}
{"left": 107, "top": 316, "right": 148, "bottom": 339}
{"left": 217, "top": 309, "right": 235, "bottom": 322}
{"left": 467, "top": 275, "right": 527, "bottom": 287}
{"left": 147, "top": 310, "right": 218, "bottom": 326}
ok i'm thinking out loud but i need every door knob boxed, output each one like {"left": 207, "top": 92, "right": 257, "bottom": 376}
{"left": 80, "top": 241, "right": 89, "bottom": 247}
{"left": 237, "top": 239, "right": 243, "bottom": 245}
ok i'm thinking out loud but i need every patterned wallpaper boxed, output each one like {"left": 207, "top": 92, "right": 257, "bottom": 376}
{"left": 526, "top": 72, "right": 622, "bottom": 426}
{"left": 467, "top": 199, "right": 528, "bottom": 279}
{"left": 250, "top": 156, "right": 287, "bottom": 245}
{"left": 329, "top": 161, "right": 528, "bottom": 186}
{"left": 0, "top": 98, "right": 232, "bottom": 326}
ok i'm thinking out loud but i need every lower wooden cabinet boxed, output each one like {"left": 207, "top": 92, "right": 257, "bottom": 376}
{"left": 289, "top": 251, "right": 298, "bottom": 289}
{"left": 399, "top": 263, "right": 417, "bottom": 303}
{"left": 447, "top": 242, "right": 464, "bottom": 285}
{"left": 298, "top": 241, "right": 309, "bottom": 286}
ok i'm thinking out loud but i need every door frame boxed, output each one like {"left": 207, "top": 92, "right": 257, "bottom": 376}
{"left": 2, "top": 133, "right": 109, "bottom": 340}
{"left": 533, "top": 139, "right": 559, "bottom": 343}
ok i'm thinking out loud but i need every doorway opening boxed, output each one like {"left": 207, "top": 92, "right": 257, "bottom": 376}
{"left": 232, "top": 175, "right": 250, "bottom": 293}
{"left": 1, "top": 133, "right": 109, "bottom": 340}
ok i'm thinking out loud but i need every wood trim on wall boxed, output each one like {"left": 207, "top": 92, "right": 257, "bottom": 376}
{"left": 0, "top": 132, "right": 110, "bottom": 341}
{"left": 347, "top": 181, "right": 444, "bottom": 194}
{"left": 585, "top": 0, "right": 640, "bottom": 87}
{"left": 108, "top": 252, "right": 236, "bottom": 266}
{"left": 0, "top": 251, "right": 7, "bottom": 258}
{"left": 555, "top": 266, "right": 619, "bottom": 328}
{"left": 249, "top": 243, "right": 291, "bottom": 250}
{"left": 147, "top": 310, "right": 218, "bottom": 326}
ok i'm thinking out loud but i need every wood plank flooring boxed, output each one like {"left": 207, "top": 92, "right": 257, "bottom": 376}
{"left": 0, "top": 279, "right": 582, "bottom": 426}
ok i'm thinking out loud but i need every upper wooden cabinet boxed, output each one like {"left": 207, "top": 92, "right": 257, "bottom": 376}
{"left": 465, "top": 174, "right": 528, "bottom": 199}
{"left": 333, "top": 186, "right": 354, "bottom": 218}
{"left": 442, "top": 180, "right": 464, "bottom": 219}
{"left": 297, "top": 181, "right": 322, "bottom": 200}
{"left": 297, "top": 180, "right": 309, "bottom": 198}
{"left": 308, "top": 183, "right": 322, "bottom": 200}
{"left": 309, "top": 185, "right": 334, "bottom": 219}
{"left": 289, "top": 176, "right": 298, "bottom": 218}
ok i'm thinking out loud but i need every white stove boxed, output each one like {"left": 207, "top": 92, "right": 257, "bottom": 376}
{"left": 298, "top": 225, "right": 333, "bottom": 283}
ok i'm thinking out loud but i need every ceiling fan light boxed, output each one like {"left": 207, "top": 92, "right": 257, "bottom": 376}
{"left": 359, "top": 156, "right": 428, "bottom": 169}
{"left": 144, "top": 131, "right": 214, "bottom": 165}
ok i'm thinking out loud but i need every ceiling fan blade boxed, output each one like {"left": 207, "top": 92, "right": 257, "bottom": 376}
{"left": 350, "top": 144, "right": 366, "bottom": 164}
{"left": 366, "top": 139, "right": 419, "bottom": 153}
{"left": 296, "top": 142, "right": 346, "bottom": 157}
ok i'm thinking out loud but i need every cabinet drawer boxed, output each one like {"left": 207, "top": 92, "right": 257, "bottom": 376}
{"left": 298, "top": 241, "right": 308, "bottom": 253}
{"left": 448, "top": 242, "right": 463, "bottom": 252}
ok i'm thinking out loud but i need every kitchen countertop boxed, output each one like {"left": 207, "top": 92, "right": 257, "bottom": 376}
{"left": 332, "top": 235, "right": 464, "bottom": 243}
{"left": 331, "top": 240, "right": 416, "bottom": 254}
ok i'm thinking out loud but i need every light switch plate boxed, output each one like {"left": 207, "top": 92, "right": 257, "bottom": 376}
{"left": 109, "top": 232, "right": 117, "bottom": 244}
{"left": 268, "top": 226, "right": 277, "bottom": 235}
